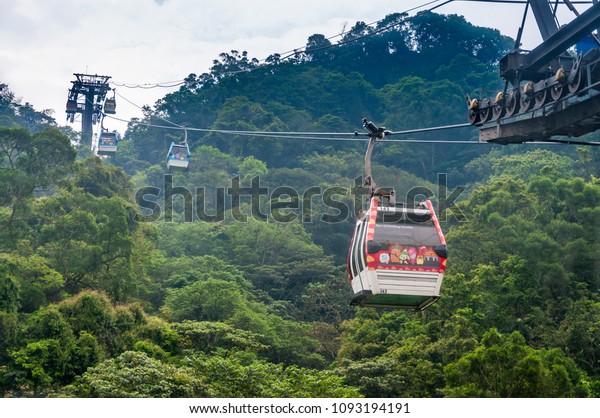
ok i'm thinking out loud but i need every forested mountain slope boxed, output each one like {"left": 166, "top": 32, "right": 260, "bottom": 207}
{"left": 0, "top": 11, "right": 599, "bottom": 397}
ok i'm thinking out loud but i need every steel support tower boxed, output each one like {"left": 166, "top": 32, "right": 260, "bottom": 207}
{"left": 65, "top": 73, "right": 112, "bottom": 147}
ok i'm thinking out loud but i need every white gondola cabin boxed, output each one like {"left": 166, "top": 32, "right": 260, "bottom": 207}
{"left": 348, "top": 197, "right": 447, "bottom": 310}
{"left": 97, "top": 131, "right": 119, "bottom": 156}
{"left": 167, "top": 142, "right": 190, "bottom": 170}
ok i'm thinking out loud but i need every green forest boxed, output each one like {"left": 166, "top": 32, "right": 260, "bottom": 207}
{"left": 1, "top": 11, "right": 599, "bottom": 398}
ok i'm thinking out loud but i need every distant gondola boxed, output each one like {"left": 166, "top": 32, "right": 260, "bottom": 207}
{"left": 97, "top": 130, "right": 119, "bottom": 156}
{"left": 348, "top": 197, "right": 447, "bottom": 310}
{"left": 167, "top": 142, "right": 190, "bottom": 170}
{"left": 104, "top": 97, "right": 116, "bottom": 115}
{"left": 66, "top": 99, "right": 78, "bottom": 114}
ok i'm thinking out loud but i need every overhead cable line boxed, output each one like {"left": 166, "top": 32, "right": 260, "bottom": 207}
{"left": 386, "top": 123, "right": 473, "bottom": 135}
{"left": 108, "top": 91, "right": 476, "bottom": 137}
{"left": 104, "top": 114, "right": 600, "bottom": 146}
{"left": 114, "top": 90, "right": 186, "bottom": 130}
{"left": 105, "top": 114, "right": 475, "bottom": 143}
{"left": 110, "top": 80, "right": 186, "bottom": 89}
{"left": 107, "top": 91, "right": 600, "bottom": 146}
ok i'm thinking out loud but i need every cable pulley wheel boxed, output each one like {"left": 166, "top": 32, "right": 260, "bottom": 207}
{"left": 520, "top": 92, "right": 534, "bottom": 112}
{"left": 480, "top": 98, "right": 491, "bottom": 123}
{"left": 468, "top": 109, "right": 479, "bottom": 125}
{"left": 551, "top": 83, "right": 564, "bottom": 101}
{"left": 568, "top": 69, "right": 583, "bottom": 94}
{"left": 534, "top": 88, "right": 548, "bottom": 108}
{"left": 492, "top": 102, "right": 505, "bottom": 120}
{"left": 505, "top": 90, "right": 519, "bottom": 117}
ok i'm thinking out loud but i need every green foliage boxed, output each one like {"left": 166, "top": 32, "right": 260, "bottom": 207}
{"left": 2, "top": 293, "right": 163, "bottom": 395}
{"left": 12, "top": 339, "right": 71, "bottom": 389}
{"left": 23, "top": 127, "right": 76, "bottom": 187}
{"left": 163, "top": 274, "right": 326, "bottom": 368}
{"left": 33, "top": 189, "right": 137, "bottom": 301}
{"left": 171, "top": 321, "right": 267, "bottom": 353}
{"left": 0, "top": 253, "right": 64, "bottom": 313}
{"left": 337, "top": 309, "right": 397, "bottom": 361}
{"left": 239, "top": 155, "right": 268, "bottom": 182}
{"left": 224, "top": 219, "right": 336, "bottom": 301}
{"left": 0, "top": 126, "right": 76, "bottom": 243}
{"left": 164, "top": 278, "right": 252, "bottom": 322}
{"left": 185, "top": 351, "right": 360, "bottom": 398}
{"left": 8, "top": 307, "right": 76, "bottom": 394}
{"left": 73, "top": 157, "right": 133, "bottom": 200}
{"left": 209, "top": 96, "right": 287, "bottom": 166}
{"left": 58, "top": 292, "right": 119, "bottom": 345}
{"left": 72, "top": 332, "right": 104, "bottom": 375}
{"left": 556, "top": 298, "right": 600, "bottom": 376}
{"left": 443, "top": 329, "right": 589, "bottom": 397}
{"left": 465, "top": 149, "right": 576, "bottom": 183}
{"left": 339, "top": 346, "right": 444, "bottom": 398}
{"left": 381, "top": 76, "right": 465, "bottom": 129}
{"left": 0, "top": 270, "right": 20, "bottom": 313}
{"left": 133, "top": 340, "right": 170, "bottom": 361}
{"left": 62, "top": 351, "right": 206, "bottom": 397}
{"left": 0, "top": 312, "right": 19, "bottom": 363}
{"left": 152, "top": 217, "right": 339, "bottom": 308}
{"left": 300, "top": 274, "right": 355, "bottom": 323}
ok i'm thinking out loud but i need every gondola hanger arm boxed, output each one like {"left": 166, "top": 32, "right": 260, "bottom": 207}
{"left": 359, "top": 119, "right": 395, "bottom": 205}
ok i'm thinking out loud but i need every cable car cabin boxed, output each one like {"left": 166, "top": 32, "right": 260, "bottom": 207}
{"left": 167, "top": 142, "right": 190, "bottom": 170}
{"left": 348, "top": 197, "right": 447, "bottom": 311}
{"left": 66, "top": 99, "right": 78, "bottom": 114}
{"left": 97, "top": 131, "right": 119, "bottom": 156}
{"left": 104, "top": 98, "right": 116, "bottom": 114}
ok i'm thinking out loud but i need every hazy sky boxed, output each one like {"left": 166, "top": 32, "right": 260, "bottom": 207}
{"left": 0, "top": 0, "right": 593, "bottom": 134}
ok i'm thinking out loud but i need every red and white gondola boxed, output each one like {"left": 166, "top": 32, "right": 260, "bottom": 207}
{"left": 347, "top": 196, "right": 447, "bottom": 310}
